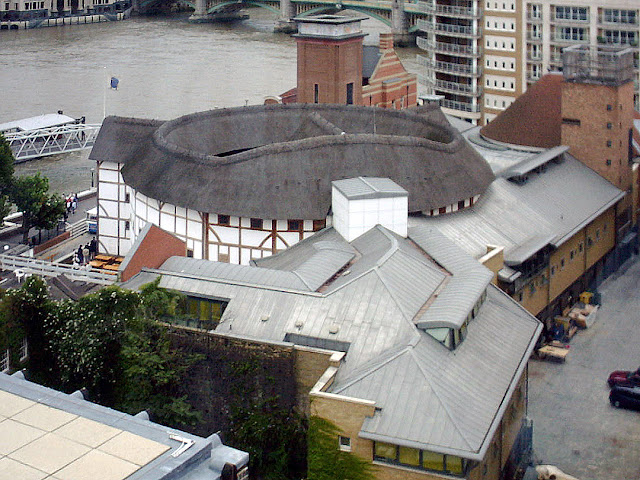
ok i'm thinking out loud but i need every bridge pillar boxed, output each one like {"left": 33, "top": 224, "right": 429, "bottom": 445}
{"left": 188, "top": 0, "right": 208, "bottom": 22}
{"left": 274, "top": 0, "right": 297, "bottom": 32}
{"left": 391, "top": 0, "right": 412, "bottom": 45}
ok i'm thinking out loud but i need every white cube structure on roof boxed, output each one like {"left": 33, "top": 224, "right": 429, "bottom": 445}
{"left": 332, "top": 177, "right": 408, "bottom": 242}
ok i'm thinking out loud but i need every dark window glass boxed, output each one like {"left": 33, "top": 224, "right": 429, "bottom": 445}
{"left": 218, "top": 214, "right": 230, "bottom": 225}
{"left": 250, "top": 218, "right": 263, "bottom": 229}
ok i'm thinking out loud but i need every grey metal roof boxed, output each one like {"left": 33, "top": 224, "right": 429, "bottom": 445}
{"left": 89, "top": 104, "right": 494, "bottom": 219}
{"left": 408, "top": 226, "right": 494, "bottom": 329}
{"left": 332, "top": 177, "right": 408, "bottom": 200}
{"left": 331, "top": 285, "right": 541, "bottom": 460}
{"left": 0, "top": 113, "right": 76, "bottom": 132}
{"left": 502, "top": 145, "right": 569, "bottom": 179}
{"left": 121, "top": 224, "right": 540, "bottom": 461}
{"left": 362, "top": 45, "right": 381, "bottom": 79}
{"left": 160, "top": 256, "right": 312, "bottom": 292}
{"left": 412, "top": 153, "right": 625, "bottom": 264}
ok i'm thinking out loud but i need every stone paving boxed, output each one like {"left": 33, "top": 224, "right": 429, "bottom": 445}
{"left": 528, "top": 255, "right": 640, "bottom": 480}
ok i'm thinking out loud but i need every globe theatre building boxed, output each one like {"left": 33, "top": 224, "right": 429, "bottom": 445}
{"left": 89, "top": 103, "right": 494, "bottom": 263}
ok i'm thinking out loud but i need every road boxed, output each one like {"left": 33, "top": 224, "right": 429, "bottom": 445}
{"left": 529, "top": 255, "right": 640, "bottom": 480}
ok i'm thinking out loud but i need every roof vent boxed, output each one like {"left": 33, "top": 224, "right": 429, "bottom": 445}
{"left": 295, "top": 319, "right": 304, "bottom": 329}
{"left": 329, "top": 323, "right": 340, "bottom": 334}
{"left": 261, "top": 315, "right": 270, "bottom": 322}
{"left": 342, "top": 270, "right": 351, "bottom": 276}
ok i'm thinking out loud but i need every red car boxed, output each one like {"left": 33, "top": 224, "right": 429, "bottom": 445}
{"left": 608, "top": 367, "right": 640, "bottom": 388}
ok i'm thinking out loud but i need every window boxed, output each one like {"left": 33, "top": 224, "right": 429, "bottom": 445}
{"left": 559, "top": 27, "right": 586, "bottom": 41}
{"left": 458, "top": 200, "right": 465, "bottom": 210}
{"left": 124, "top": 192, "right": 130, "bottom": 203}
{"left": 124, "top": 220, "right": 130, "bottom": 231}
{"left": 555, "top": 6, "right": 587, "bottom": 21}
{"left": 314, "top": 84, "right": 319, "bottom": 104}
{"left": 250, "top": 218, "right": 263, "bottom": 230}
{"left": 607, "top": 140, "right": 612, "bottom": 147}
{"left": 1, "top": 349, "right": 9, "bottom": 373}
{"left": 185, "top": 296, "right": 228, "bottom": 330}
{"left": 288, "top": 219, "right": 302, "bottom": 231}
{"left": 313, "top": 219, "right": 326, "bottom": 231}
{"left": 218, "top": 214, "right": 230, "bottom": 225}
{"left": 562, "top": 118, "right": 581, "bottom": 126}
{"left": 187, "top": 248, "right": 194, "bottom": 258}
{"left": 578, "top": 243, "right": 583, "bottom": 253}
{"left": 607, "top": 104, "right": 613, "bottom": 111}
{"left": 551, "top": 265, "right": 556, "bottom": 276}
{"left": 607, "top": 122, "right": 613, "bottom": 129}
{"left": 346, "top": 82, "right": 354, "bottom": 105}
{"left": 606, "top": 159, "right": 612, "bottom": 166}
{"left": 339, "top": 436, "right": 351, "bottom": 452}
{"left": 19, "top": 338, "right": 28, "bottom": 362}
{"left": 373, "top": 442, "right": 467, "bottom": 476}
{"left": 560, "top": 258, "right": 565, "bottom": 269}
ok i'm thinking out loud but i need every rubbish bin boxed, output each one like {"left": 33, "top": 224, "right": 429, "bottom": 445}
{"left": 579, "top": 291, "right": 593, "bottom": 305}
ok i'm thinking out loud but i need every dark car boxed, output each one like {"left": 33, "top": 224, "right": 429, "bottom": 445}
{"left": 607, "top": 367, "right": 640, "bottom": 387}
{"left": 609, "top": 385, "right": 640, "bottom": 411}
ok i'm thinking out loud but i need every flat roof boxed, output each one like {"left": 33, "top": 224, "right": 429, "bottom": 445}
{"left": 0, "top": 114, "right": 76, "bottom": 133}
{"left": 0, "top": 372, "right": 248, "bottom": 480}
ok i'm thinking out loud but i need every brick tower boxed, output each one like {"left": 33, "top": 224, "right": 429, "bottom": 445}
{"left": 294, "top": 15, "right": 367, "bottom": 105}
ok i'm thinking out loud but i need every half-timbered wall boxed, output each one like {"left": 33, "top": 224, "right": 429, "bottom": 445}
{"left": 98, "top": 163, "right": 325, "bottom": 264}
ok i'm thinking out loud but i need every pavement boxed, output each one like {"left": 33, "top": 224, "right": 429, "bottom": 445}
{"left": 529, "top": 255, "right": 640, "bottom": 480}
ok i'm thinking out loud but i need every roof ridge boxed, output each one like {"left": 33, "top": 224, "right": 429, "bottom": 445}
{"left": 408, "top": 345, "right": 475, "bottom": 451}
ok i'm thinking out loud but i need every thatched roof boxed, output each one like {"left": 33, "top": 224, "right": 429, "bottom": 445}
{"left": 90, "top": 103, "right": 494, "bottom": 219}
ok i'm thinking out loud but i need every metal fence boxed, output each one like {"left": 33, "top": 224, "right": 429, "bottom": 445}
{"left": 0, "top": 253, "right": 117, "bottom": 285}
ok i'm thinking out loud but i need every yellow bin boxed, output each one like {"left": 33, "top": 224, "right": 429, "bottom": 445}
{"left": 579, "top": 291, "right": 593, "bottom": 305}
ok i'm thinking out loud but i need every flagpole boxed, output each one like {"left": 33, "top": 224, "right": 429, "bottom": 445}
{"left": 103, "top": 66, "right": 107, "bottom": 121}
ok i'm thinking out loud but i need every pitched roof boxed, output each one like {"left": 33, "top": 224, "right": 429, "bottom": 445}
{"left": 480, "top": 73, "right": 564, "bottom": 148}
{"left": 121, "top": 225, "right": 540, "bottom": 460}
{"left": 90, "top": 104, "right": 494, "bottom": 219}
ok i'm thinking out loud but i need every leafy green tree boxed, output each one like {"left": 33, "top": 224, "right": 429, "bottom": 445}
{"left": 228, "top": 397, "right": 307, "bottom": 480}
{"left": 0, "top": 277, "right": 55, "bottom": 383}
{"left": 44, "top": 286, "right": 138, "bottom": 402}
{"left": 0, "top": 134, "right": 15, "bottom": 223}
{"left": 307, "top": 416, "right": 374, "bottom": 480}
{"left": 11, "top": 173, "right": 65, "bottom": 244}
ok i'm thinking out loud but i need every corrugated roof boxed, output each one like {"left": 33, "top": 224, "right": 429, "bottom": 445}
{"left": 502, "top": 146, "right": 569, "bottom": 179}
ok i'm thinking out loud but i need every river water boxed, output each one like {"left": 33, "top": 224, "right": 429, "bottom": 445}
{"left": 0, "top": 11, "right": 423, "bottom": 195}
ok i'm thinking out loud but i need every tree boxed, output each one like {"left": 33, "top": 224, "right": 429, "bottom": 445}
{"left": 0, "top": 134, "right": 15, "bottom": 224}
{"left": 11, "top": 173, "right": 65, "bottom": 244}
{"left": 307, "top": 416, "right": 374, "bottom": 480}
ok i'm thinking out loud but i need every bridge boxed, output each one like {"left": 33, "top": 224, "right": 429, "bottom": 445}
{"left": 5, "top": 123, "right": 101, "bottom": 162}
{"left": 134, "top": 0, "right": 427, "bottom": 42}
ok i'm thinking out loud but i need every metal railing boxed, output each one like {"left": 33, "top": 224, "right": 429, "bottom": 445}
{"left": 416, "top": 18, "right": 481, "bottom": 37}
{"left": 4, "top": 123, "right": 101, "bottom": 162}
{"left": 0, "top": 253, "right": 117, "bottom": 285}
{"left": 417, "top": 36, "right": 482, "bottom": 56}
{"left": 418, "top": 1, "right": 480, "bottom": 18}
{"left": 418, "top": 55, "right": 481, "bottom": 75}
{"left": 440, "top": 98, "right": 481, "bottom": 112}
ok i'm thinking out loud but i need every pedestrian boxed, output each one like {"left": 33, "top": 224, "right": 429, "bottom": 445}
{"left": 66, "top": 196, "right": 72, "bottom": 215}
{"left": 83, "top": 244, "right": 90, "bottom": 264}
{"left": 89, "top": 237, "right": 97, "bottom": 260}
{"left": 71, "top": 193, "right": 78, "bottom": 214}
{"left": 76, "top": 245, "right": 84, "bottom": 265}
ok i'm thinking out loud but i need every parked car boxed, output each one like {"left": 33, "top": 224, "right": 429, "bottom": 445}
{"left": 609, "top": 385, "right": 640, "bottom": 411}
{"left": 607, "top": 367, "right": 640, "bottom": 387}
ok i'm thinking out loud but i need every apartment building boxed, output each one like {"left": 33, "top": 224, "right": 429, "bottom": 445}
{"left": 523, "top": 0, "right": 639, "bottom": 111}
{"left": 417, "top": 0, "right": 639, "bottom": 124}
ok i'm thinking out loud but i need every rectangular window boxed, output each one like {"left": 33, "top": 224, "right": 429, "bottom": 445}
{"left": 312, "top": 219, "right": 326, "bottom": 231}
{"left": 562, "top": 118, "right": 581, "bottom": 126}
{"left": 1, "top": 349, "right": 9, "bottom": 373}
{"left": 314, "top": 84, "right": 319, "bottom": 104}
{"left": 250, "top": 218, "right": 263, "bottom": 230}
{"left": 124, "top": 192, "right": 130, "bottom": 203}
{"left": 218, "top": 214, "right": 230, "bottom": 225}
{"left": 288, "top": 219, "right": 302, "bottom": 231}
{"left": 185, "top": 297, "right": 228, "bottom": 329}
{"left": 457, "top": 200, "right": 465, "bottom": 210}
{"left": 124, "top": 220, "right": 130, "bottom": 231}
{"left": 346, "top": 82, "right": 354, "bottom": 105}
{"left": 422, "top": 451, "right": 445, "bottom": 471}
{"left": 398, "top": 447, "right": 420, "bottom": 466}
{"left": 338, "top": 436, "right": 351, "bottom": 452}
{"left": 19, "top": 338, "right": 28, "bottom": 361}
{"left": 374, "top": 442, "right": 397, "bottom": 461}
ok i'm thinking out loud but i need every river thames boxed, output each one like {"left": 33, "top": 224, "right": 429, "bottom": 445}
{"left": 0, "top": 11, "right": 423, "bottom": 194}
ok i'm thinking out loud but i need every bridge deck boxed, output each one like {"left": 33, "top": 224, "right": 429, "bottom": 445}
{"left": 5, "top": 123, "right": 101, "bottom": 162}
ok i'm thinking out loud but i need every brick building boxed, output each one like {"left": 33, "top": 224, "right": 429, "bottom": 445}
{"left": 269, "top": 15, "right": 417, "bottom": 109}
